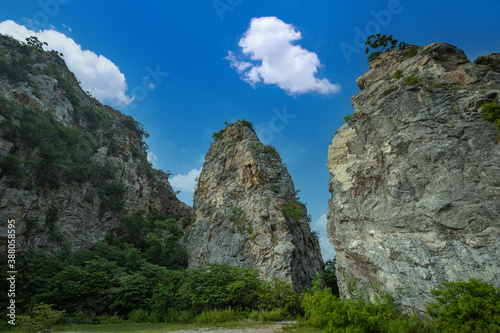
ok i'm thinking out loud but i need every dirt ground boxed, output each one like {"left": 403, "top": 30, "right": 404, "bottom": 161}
{"left": 166, "top": 321, "right": 294, "bottom": 333}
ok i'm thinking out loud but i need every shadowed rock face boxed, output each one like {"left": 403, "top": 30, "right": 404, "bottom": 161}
{"left": 187, "top": 122, "right": 323, "bottom": 290}
{"left": 327, "top": 42, "right": 500, "bottom": 312}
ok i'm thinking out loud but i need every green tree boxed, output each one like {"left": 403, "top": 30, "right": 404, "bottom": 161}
{"left": 25, "top": 36, "right": 47, "bottom": 51}
{"left": 17, "top": 303, "right": 65, "bottom": 333}
{"left": 177, "top": 263, "right": 261, "bottom": 312}
{"left": 426, "top": 278, "right": 500, "bottom": 332}
{"left": 365, "top": 34, "right": 406, "bottom": 62}
{"left": 322, "top": 259, "right": 339, "bottom": 297}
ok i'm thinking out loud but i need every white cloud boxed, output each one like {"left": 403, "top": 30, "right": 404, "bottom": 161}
{"left": 225, "top": 16, "right": 340, "bottom": 95}
{"left": 0, "top": 20, "right": 133, "bottom": 106}
{"left": 147, "top": 152, "right": 158, "bottom": 167}
{"left": 170, "top": 169, "right": 201, "bottom": 193}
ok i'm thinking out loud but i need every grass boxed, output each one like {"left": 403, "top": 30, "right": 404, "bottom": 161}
{"left": 39, "top": 320, "right": 277, "bottom": 333}
{"left": 195, "top": 308, "right": 241, "bottom": 324}
{"left": 282, "top": 320, "right": 323, "bottom": 333}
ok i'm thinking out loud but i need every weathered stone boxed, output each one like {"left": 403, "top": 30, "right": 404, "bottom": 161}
{"left": 327, "top": 42, "right": 500, "bottom": 312}
{"left": 0, "top": 42, "right": 190, "bottom": 254}
{"left": 187, "top": 121, "right": 323, "bottom": 290}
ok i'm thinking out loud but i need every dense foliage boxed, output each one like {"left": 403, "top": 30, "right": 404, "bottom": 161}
{"left": 322, "top": 259, "right": 340, "bottom": 297}
{"left": 426, "top": 278, "right": 500, "bottom": 332}
{"left": 302, "top": 276, "right": 499, "bottom": 333}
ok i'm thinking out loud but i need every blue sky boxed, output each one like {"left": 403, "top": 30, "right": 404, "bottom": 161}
{"left": 1, "top": 0, "right": 499, "bottom": 260}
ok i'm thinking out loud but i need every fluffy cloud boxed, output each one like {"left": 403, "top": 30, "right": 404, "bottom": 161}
{"left": 170, "top": 169, "right": 201, "bottom": 193}
{"left": 0, "top": 20, "right": 133, "bottom": 106}
{"left": 226, "top": 17, "right": 340, "bottom": 95}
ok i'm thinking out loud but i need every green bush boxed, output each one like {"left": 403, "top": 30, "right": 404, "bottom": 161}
{"left": 212, "top": 128, "right": 225, "bottom": 141}
{"left": 17, "top": 303, "right": 65, "bottom": 333}
{"left": 238, "top": 119, "right": 254, "bottom": 130}
{"left": 406, "top": 47, "right": 418, "bottom": 57}
{"left": 0, "top": 57, "right": 10, "bottom": 74}
{"left": 57, "top": 76, "right": 80, "bottom": 108}
{"left": 47, "top": 258, "right": 121, "bottom": 314}
{"left": 111, "top": 263, "right": 169, "bottom": 314}
{"left": 195, "top": 308, "right": 241, "bottom": 324}
{"left": 302, "top": 277, "right": 401, "bottom": 333}
{"left": 122, "top": 115, "right": 149, "bottom": 139}
{"left": 249, "top": 308, "right": 287, "bottom": 322}
{"left": 177, "top": 263, "right": 261, "bottom": 313}
{"left": 364, "top": 34, "right": 407, "bottom": 62}
{"left": 97, "top": 313, "right": 123, "bottom": 324}
{"left": 263, "top": 144, "right": 280, "bottom": 159}
{"left": 0, "top": 153, "right": 23, "bottom": 178}
{"left": 99, "top": 181, "right": 127, "bottom": 214}
{"left": 404, "top": 74, "right": 422, "bottom": 85}
{"left": 113, "top": 210, "right": 187, "bottom": 269}
{"left": 426, "top": 278, "right": 500, "bottom": 332}
{"left": 258, "top": 278, "right": 301, "bottom": 316}
{"left": 127, "top": 308, "right": 158, "bottom": 323}
{"left": 82, "top": 105, "right": 112, "bottom": 130}
{"left": 394, "top": 69, "right": 403, "bottom": 79}
{"left": 474, "top": 55, "right": 487, "bottom": 64}
{"left": 150, "top": 270, "right": 186, "bottom": 319}
{"left": 343, "top": 112, "right": 357, "bottom": 123}
{"left": 480, "top": 99, "right": 500, "bottom": 132}
{"left": 283, "top": 202, "right": 304, "bottom": 225}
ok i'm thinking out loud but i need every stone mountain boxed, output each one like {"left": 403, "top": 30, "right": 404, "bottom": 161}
{"left": 186, "top": 121, "right": 323, "bottom": 290}
{"left": 0, "top": 34, "right": 190, "bottom": 254}
{"left": 327, "top": 42, "right": 500, "bottom": 312}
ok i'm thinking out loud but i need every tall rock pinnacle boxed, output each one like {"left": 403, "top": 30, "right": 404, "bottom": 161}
{"left": 186, "top": 120, "right": 323, "bottom": 289}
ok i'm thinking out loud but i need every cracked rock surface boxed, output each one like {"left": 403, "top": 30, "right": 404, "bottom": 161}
{"left": 327, "top": 42, "right": 500, "bottom": 312}
{"left": 187, "top": 122, "right": 323, "bottom": 290}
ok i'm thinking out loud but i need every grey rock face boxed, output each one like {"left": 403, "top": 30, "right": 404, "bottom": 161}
{"left": 327, "top": 42, "right": 500, "bottom": 312}
{"left": 187, "top": 122, "right": 323, "bottom": 289}
{"left": 0, "top": 43, "right": 190, "bottom": 254}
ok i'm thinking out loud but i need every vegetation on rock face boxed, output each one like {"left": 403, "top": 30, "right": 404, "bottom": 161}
{"left": 283, "top": 202, "right": 305, "bottom": 225}
{"left": 480, "top": 99, "right": 500, "bottom": 133}
{"left": 0, "top": 96, "right": 129, "bottom": 214}
{"left": 474, "top": 55, "right": 487, "bottom": 64}
{"left": 0, "top": 32, "right": 158, "bottom": 219}
{"left": 342, "top": 112, "right": 358, "bottom": 124}
{"left": 403, "top": 73, "right": 422, "bottom": 85}
{"left": 211, "top": 119, "right": 254, "bottom": 141}
{"left": 365, "top": 34, "right": 408, "bottom": 62}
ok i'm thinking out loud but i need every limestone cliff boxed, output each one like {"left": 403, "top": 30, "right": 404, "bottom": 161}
{"left": 327, "top": 42, "right": 500, "bottom": 312}
{"left": 186, "top": 121, "right": 323, "bottom": 289}
{"left": 0, "top": 34, "right": 190, "bottom": 254}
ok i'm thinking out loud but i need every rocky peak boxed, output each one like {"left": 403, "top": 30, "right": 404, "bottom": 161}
{"left": 187, "top": 120, "right": 323, "bottom": 289}
{"left": 327, "top": 42, "right": 500, "bottom": 312}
